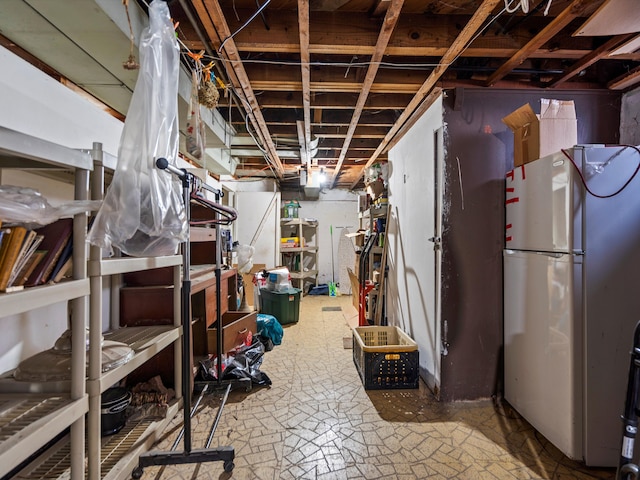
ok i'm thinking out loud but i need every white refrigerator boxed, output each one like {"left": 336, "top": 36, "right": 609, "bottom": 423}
{"left": 504, "top": 144, "right": 640, "bottom": 467}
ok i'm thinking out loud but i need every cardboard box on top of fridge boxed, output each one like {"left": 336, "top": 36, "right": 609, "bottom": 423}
{"left": 502, "top": 99, "right": 577, "bottom": 167}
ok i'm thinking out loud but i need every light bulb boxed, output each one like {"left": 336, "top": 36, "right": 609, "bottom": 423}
{"left": 318, "top": 168, "right": 326, "bottom": 184}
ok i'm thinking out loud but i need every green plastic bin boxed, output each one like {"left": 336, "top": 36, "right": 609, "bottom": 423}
{"left": 259, "top": 287, "right": 301, "bottom": 325}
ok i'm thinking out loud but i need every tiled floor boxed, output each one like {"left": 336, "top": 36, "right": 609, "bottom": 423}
{"left": 139, "top": 295, "right": 616, "bottom": 480}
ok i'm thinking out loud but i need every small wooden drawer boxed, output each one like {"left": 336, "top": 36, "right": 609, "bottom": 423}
{"left": 207, "top": 311, "right": 257, "bottom": 355}
{"left": 205, "top": 282, "right": 229, "bottom": 327}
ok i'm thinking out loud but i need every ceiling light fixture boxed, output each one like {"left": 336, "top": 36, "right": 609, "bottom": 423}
{"left": 318, "top": 168, "right": 326, "bottom": 184}
{"left": 299, "top": 166, "right": 307, "bottom": 186}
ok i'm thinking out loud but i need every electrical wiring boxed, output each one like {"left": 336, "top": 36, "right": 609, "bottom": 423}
{"left": 561, "top": 145, "right": 640, "bottom": 199}
{"left": 218, "top": 0, "right": 272, "bottom": 53}
{"left": 176, "top": 36, "right": 279, "bottom": 178}
{"left": 169, "top": 0, "right": 511, "bottom": 183}
{"left": 505, "top": 0, "right": 529, "bottom": 13}
{"left": 144, "top": 0, "right": 508, "bottom": 77}
{"left": 183, "top": 9, "right": 509, "bottom": 73}
{"left": 178, "top": 50, "right": 453, "bottom": 71}
{"left": 446, "top": 6, "right": 508, "bottom": 68}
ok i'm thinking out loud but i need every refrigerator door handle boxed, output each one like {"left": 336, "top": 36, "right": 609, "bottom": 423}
{"left": 504, "top": 249, "right": 565, "bottom": 259}
{"left": 539, "top": 252, "right": 565, "bottom": 258}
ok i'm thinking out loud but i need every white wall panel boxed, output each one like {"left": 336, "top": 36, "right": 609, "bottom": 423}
{"left": 387, "top": 94, "right": 444, "bottom": 393}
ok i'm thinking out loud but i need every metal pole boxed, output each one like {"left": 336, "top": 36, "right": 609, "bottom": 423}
{"left": 155, "top": 158, "right": 193, "bottom": 452}
{"left": 617, "top": 321, "right": 640, "bottom": 480}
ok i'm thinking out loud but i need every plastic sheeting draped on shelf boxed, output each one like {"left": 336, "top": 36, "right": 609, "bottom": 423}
{"left": 0, "top": 185, "right": 101, "bottom": 228}
{"left": 87, "top": 0, "right": 187, "bottom": 257}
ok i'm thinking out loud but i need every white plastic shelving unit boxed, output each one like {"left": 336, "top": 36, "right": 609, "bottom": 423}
{"left": 0, "top": 126, "right": 92, "bottom": 480}
{"left": 0, "top": 133, "right": 184, "bottom": 480}
{"left": 280, "top": 218, "right": 318, "bottom": 290}
{"left": 85, "top": 143, "right": 183, "bottom": 480}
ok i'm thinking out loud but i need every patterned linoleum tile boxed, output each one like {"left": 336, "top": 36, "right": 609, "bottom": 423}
{"left": 138, "top": 295, "right": 618, "bottom": 480}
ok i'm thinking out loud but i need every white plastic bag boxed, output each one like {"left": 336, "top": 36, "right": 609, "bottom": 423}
{"left": 88, "top": 0, "right": 187, "bottom": 257}
{"left": 235, "top": 244, "right": 255, "bottom": 274}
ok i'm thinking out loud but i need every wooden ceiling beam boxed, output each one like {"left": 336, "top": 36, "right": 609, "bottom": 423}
{"left": 250, "top": 125, "right": 391, "bottom": 136}
{"left": 254, "top": 91, "right": 413, "bottom": 109}
{"left": 232, "top": 119, "right": 396, "bottom": 128}
{"left": 351, "top": 0, "right": 503, "bottom": 189}
{"left": 549, "top": 33, "right": 636, "bottom": 87}
{"left": 235, "top": 43, "right": 594, "bottom": 58}
{"left": 608, "top": 64, "right": 640, "bottom": 90}
{"left": 222, "top": 11, "right": 597, "bottom": 59}
{"left": 320, "top": 138, "right": 380, "bottom": 148}
{"left": 370, "top": 0, "right": 392, "bottom": 17}
{"left": 486, "top": 0, "right": 594, "bottom": 86}
{"left": 297, "top": 0, "right": 312, "bottom": 165}
{"left": 194, "top": 0, "right": 285, "bottom": 177}
{"left": 331, "top": 0, "right": 404, "bottom": 186}
{"left": 252, "top": 81, "right": 423, "bottom": 94}
{"left": 226, "top": 108, "right": 399, "bottom": 124}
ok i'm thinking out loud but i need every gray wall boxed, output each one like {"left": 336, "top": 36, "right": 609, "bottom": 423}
{"left": 439, "top": 88, "right": 622, "bottom": 401}
{"left": 621, "top": 87, "right": 640, "bottom": 145}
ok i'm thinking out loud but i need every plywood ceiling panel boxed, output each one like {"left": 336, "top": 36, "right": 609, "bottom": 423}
{"left": 574, "top": 0, "right": 640, "bottom": 36}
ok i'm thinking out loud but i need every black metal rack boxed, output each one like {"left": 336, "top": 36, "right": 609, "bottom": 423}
{"left": 617, "top": 321, "right": 640, "bottom": 480}
{"left": 133, "top": 158, "right": 241, "bottom": 477}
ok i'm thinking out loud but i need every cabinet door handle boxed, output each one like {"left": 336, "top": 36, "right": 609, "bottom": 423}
{"left": 238, "top": 328, "right": 248, "bottom": 334}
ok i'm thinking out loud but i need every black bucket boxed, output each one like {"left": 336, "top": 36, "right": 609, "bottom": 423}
{"left": 101, "top": 387, "right": 132, "bottom": 436}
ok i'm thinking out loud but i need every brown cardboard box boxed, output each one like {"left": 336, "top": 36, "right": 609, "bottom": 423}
{"left": 502, "top": 99, "right": 577, "bottom": 167}
{"left": 502, "top": 104, "right": 540, "bottom": 167}
{"left": 538, "top": 99, "right": 577, "bottom": 158}
{"left": 365, "top": 179, "right": 385, "bottom": 199}
{"left": 346, "top": 230, "right": 366, "bottom": 247}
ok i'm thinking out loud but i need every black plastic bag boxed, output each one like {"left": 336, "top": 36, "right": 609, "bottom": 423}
{"left": 197, "top": 339, "right": 271, "bottom": 386}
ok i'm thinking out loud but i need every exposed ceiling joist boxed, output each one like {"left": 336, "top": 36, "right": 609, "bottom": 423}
{"left": 351, "top": 0, "right": 504, "bottom": 188}
{"left": 485, "top": 0, "right": 599, "bottom": 86}
{"left": 330, "top": 0, "right": 404, "bottom": 186}
{"left": 193, "top": 0, "right": 285, "bottom": 177}
{"left": 225, "top": 11, "right": 598, "bottom": 58}
{"left": 2, "top": 0, "right": 635, "bottom": 191}
{"left": 297, "top": 0, "right": 312, "bottom": 166}
{"left": 550, "top": 33, "right": 637, "bottom": 87}
{"left": 608, "top": 64, "right": 640, "bottom": 89}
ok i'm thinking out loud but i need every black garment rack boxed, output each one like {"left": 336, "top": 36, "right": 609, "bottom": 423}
{"left": 133, "top": 158, "right": 244, "bottom": 477}
{"left": 617, "top": 321, "right": 640, "bottom": 480}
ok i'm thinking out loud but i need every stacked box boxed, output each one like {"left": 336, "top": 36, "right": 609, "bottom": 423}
{"left": 352, "top": 326, "right": 419, "bottom": 390}
{"left": 280, "top": 237, "right": 300, "bottom": 248}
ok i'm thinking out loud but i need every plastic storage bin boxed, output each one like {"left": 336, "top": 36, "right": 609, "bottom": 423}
{"left": 259, "top": 287, "right": 301, "bottom": 325}
{"left": 352, "top": 326, "right": 419, "bottom": 390}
